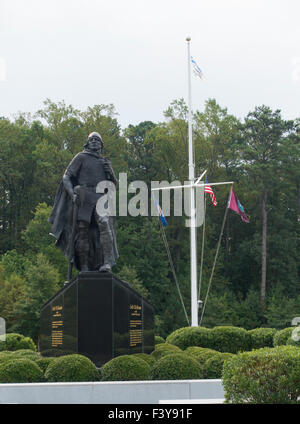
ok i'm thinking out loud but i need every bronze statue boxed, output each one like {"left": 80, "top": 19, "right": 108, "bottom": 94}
{"left": 49, "top": 132, "right": 118, "bottom": 280}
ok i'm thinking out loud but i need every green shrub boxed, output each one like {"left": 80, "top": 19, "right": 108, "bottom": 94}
{"left": 150, "top": 353, "right": 203, "bottom": 380}
{"left": 35, "top": 357, "right": 56, "bottom": 373}
{"left": 132, "top": 353, "right": 156, "bottom": 367}
{"left": 210, "top": 326, "right": 251, "bottom": 353}
{"left": 12, "top": 349, "right": 41, "bottom": 361}
{"left": 0, "top": 359, "right": 44, "bottom": 383}
{"left": 286, "top": 335, "right": 300, "bottom": 347}
{"left": 150, "top": 343, "right": 182, "bottom": 360}
{"left": 45, "top": 354, "right": 100, "bottom": 382}
{"left": 155, "top": 336, "right": 165, "bottom": 345}
{"left": 204, "top": 352, "right": 234, "bottom": 379}
{"left": 273, "top": 328, "right": 294, "bottom": 346}
{"left": 223, "top": 346, "right": 300, "bottom": 404}
{"left": 248, "top": 328, "right": 277, "bottom": 349}
{"left": 0, "top": 351, "right": 14, "bottom": 365}
{"left": 0, "top": 333, "right": 36, "bottom": 352}
{"left": 101, "top": 355, "right": 150, "bottom": 381}
{"left": 185, "top": 347, "right": 220, "bottom": 366}
{"left": 166, "top": 327, "right": 212, "bottom": 350}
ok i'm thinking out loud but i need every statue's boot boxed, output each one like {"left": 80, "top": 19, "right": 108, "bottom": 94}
{"left": 78, "top": 253, "right": 89, "bottom": 272}
{"left": 99, "top": 229, "right": 113, "bottom": 273}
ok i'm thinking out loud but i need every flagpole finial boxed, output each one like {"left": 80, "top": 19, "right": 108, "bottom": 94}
{"left": 186, "top": 36, "right": 191, "bottom": 42}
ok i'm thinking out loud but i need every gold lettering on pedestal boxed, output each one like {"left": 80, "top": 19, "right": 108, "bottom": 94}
{"left": 129, "top": 304, "right": 142, "bottom": 347}
{"left": 51, "top": 305, "right": 63, "bottom": 347}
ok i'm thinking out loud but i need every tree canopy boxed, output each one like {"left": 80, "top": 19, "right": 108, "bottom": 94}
{"left": 0, "top": 98, "right": 299, "bottom": 339}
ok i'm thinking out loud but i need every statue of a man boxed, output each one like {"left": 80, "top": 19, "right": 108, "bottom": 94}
{"left": 49, "top": 132, "right": 118, "bottom": 276}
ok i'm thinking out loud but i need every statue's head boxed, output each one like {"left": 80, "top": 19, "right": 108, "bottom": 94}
{"left": 85, "top": 132, "right": 103, "bottom": 153}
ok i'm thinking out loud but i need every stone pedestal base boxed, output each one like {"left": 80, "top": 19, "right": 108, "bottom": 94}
{"left": 39, "top": 272, "right": 154, "bottom": 367}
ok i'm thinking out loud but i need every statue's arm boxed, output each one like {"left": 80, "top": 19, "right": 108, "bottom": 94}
{"left": 62, "top": 173, "right": 76, "bottom": 201}
{"left": 62, "top": 154, "right": 82, "bottom": 201}
{"left": 104, "top": 159, "right": 118, "bottom": 185}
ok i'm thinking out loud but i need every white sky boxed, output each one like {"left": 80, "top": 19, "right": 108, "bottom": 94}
{"left": 0, "top": 0, "right": 299, "bottom": 129}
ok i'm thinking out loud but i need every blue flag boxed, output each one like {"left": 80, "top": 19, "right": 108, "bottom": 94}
{"left": 153, "top": 194, "right": 168, "bottom": 226}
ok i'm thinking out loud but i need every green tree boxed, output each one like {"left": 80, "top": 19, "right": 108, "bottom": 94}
{"left": 239, "top": 106, "right": 295, "bottom": 307}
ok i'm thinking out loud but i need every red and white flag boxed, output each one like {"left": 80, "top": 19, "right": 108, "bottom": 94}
{"left": 205, "top": 177, "right": 217, "bottom": 206}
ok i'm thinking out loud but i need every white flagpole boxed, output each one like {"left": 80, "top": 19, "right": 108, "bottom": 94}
{"left": 186, "top": 36, "right": 198, "bottom": 327}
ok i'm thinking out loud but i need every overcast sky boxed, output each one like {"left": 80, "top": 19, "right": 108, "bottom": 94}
{"left": 0, "top": 0, "right": 299, "bottom": 129}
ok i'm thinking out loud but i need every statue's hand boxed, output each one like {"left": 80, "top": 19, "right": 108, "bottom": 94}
{"left": 72, "top": 193, "right": 78, "bottom": 204}
{"left": 103, "top": 161, "right": 111, "bottom": 174}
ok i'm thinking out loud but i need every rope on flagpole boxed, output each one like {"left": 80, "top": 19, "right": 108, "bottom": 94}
{"left": 199, "top": 186, "right": 233, "bottom": 326}
{"left": 198, "top": 194, "right": 206, "bottom": 300}
{"left": 158, "top": 219, "right": 190, "bottom": 326}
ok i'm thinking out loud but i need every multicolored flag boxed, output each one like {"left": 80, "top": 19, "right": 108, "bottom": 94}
{"left": 191, "top": 56, "right": 203, "bottom": 79}
{"left": 153, "top": 194, "right": 168, "bottom": 226}
{"left": 228, "top": 189, "right": 249, "bottom": 223}
{"left": 205, "top": 177, "right": 217, "bottom": 206}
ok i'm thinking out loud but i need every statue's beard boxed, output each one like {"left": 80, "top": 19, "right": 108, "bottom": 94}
{"left": 85, "top": 145, "right": 102, "bottom": 155}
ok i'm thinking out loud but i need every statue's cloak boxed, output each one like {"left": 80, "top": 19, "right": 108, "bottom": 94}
{"left": 48, "top": 179, "right": 118, "bottom": 271}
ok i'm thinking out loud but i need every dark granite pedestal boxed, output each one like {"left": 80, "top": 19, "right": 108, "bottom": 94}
{"left": 39, "top": 272, "right": 155, "bottom": 367}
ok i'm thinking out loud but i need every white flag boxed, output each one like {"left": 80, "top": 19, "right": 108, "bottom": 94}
{"left": 191, "top": 56, "right": 203, "bottom": 79}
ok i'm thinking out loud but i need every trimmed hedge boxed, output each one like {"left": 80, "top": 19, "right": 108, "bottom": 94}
{"left": 132, "top": 353, "right": 156, "bottom": 367}
{"left": 204, "top": 352, "right": 234, "bottom": 379}
{"left": 155, "top": 336, "right": 165, "bottom": 345}
{"left": 12, "top": 349, "right": 41, "bottom": 361}
{"left": 166, "top": 327, "right": 212, "bottom": 350}
{"left": 0, "top": 359, "right": 44, "bottom": 383}
{"left": 150, "top": 343, "right": 182, "bottom": 360}
{"left": 185, "top": 347, "right": 219, "bottom": 365}
{"left": 150, "top": 353, "right": 203, "bottom": 380}
{"left": 45, "top": 354, "right": 100, "bottom": 382}
{"left": 0, "top": 351, "right": 14, "bottom": 365}
{"left": 248, "top": 328, "right": 277, "bottom": 349}
{"left": 286, "top": 335, "right": 300, "bottom": 347}
{"left": 273, "top": 327, "right": 294, "bottom": 346}
{"left": 101, "top": 355, "right": 150, "bottom": 381}
{"left": 223, "top": 346, "right": 300, "bottom": 404}
{"left": 0, "top": 333, "right": 36, "bottom": 352}
{"left": 210, "top": 326, "right": 251, "bottom": 353}
{"left": 35, "top": 357, "right": 56, "bottom": 373}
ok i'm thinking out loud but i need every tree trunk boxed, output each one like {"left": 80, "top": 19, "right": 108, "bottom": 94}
{"left": 261, "top": 188, "right": 267, "bottom": 308}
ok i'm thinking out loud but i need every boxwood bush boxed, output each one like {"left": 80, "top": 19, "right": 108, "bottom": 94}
{"left": 132, "top": 353, "right": 156, "bottom": 367}
{"left": 210, "top": 326, "right": 251, "bottom": 353}
{"left": 101, "top": 355, "right": 150, "bottom": 381}
{"left": 0, "top": 351, "right": 14, "bottom": 364}
{"left": 286, "top": 335, "right": 300, "bottom": 347}
{"left": 0, "top": 358, "right": 44, "bottom": 383}
{"left": 166, "top": 327, "right": 212, "bottom": 350}
{"left": 273, "top": 327, "right": 294, "bottom": 346}
{"left": 155, "top": 336, "right": 165, "bottom": 345}
{"left": 223, "top": 346, "right": 300, "bottom": 403}
{"left": 150, "top": 353, "right": 203, "bottom": 380}
{"left": 35, "top": 357, "right": 56, "bottom": 373}
{"left": 45, "top": 354, "right": 100, "bottom": 382}
{"left": 185, "top": 347, "right": 219, "bottom": 365}
{"left": 0, "top": 333, "right": 36, "bottom": 352}
{"left": 12, "top": 349, "right": 41, "bottom": 361}
{"left": 248, "top": 328, "right": 277, "bottom": 349}
{"left": 204, "top": 352, "right": 234, "bottom": 379}
{"left": 150, "top": 343, "right": 182, "bottom": 360}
